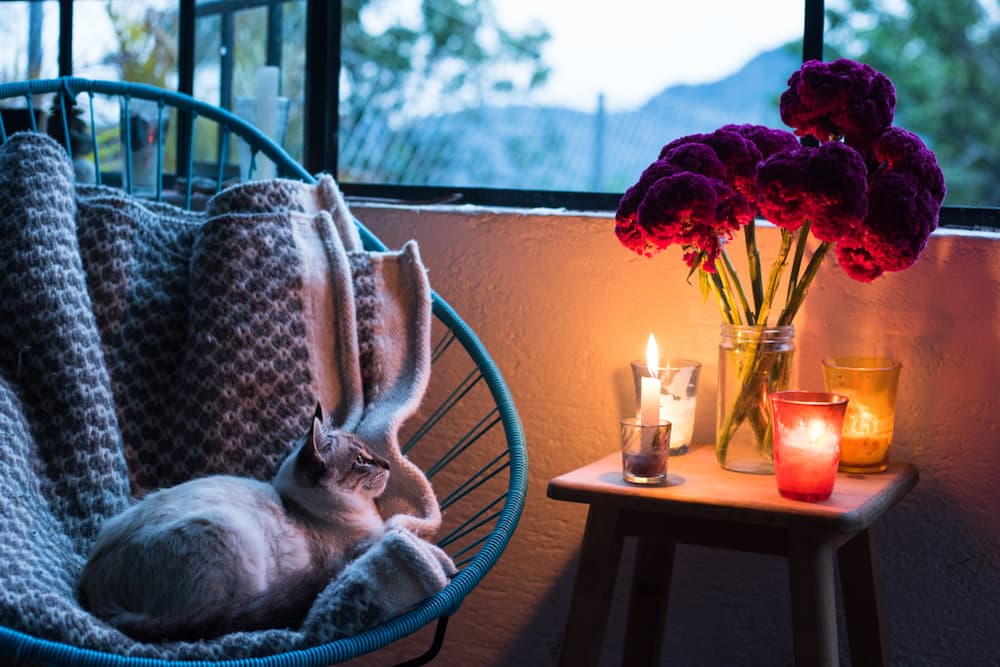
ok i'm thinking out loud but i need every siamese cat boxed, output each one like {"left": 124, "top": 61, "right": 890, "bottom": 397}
{"left": 78, "top": 404, "right": 390, "bottom": 641}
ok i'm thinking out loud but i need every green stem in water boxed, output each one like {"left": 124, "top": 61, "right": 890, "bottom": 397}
{"left": 778, "top": 241, "right": 832, "bottom": 326}
{"left": 745, "top": 219, "right": 764, "bottom": 317}
{"left": 709, "top": 269, "right": 738, "bottom": 325}
{"left": 715, "top": 328, "right": 795, "bottom": 463}
{"left": 756, "top": 229, "right": 794, "bottom": 326}
{"left": 720, "top": 247, "right": 753, "bottom": 325}
{"left": 785, "top": 220, "right": 812, "bottom": 309}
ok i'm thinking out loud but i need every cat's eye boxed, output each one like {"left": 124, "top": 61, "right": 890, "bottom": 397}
{"left": 355, "top": 454, "right": 365, "bottom": 465}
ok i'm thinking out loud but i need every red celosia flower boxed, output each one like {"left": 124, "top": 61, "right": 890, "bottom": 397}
{"left": 616, "top": 159, "right": 679, "bottom": 224}
{"left": 757, "top": 142, "right": 868, "bottom": 242}
{"left": 633, "top": 171, "right": 751, "bottom": 271}
{"left": 659, "top": 129, "right": 762, "bottom": 205}
{"left": 835, "top": 239, "right": 884, "bottom": 283}
{"left": 836, "top": 170, "right": 940, "bottom": 279}
{"left": 660, "top": 142, "right": 728, "bottom": 182}
{"left": 616, "top": 131, "right": 756, "bottom": 269}
{"left": 780, "top": 58, "right": 896, "bottom": 152}
{"left": 871, "top": 127, "right": 946, "bottom": 204}
{"left": 833, "top": 126, "right": 946, "bottom": 282}
{"left": 721, "top": 123, "right": 801, "bottom": 160}
{"left": 617, "top": 59, "right": 943, "bottom": 294}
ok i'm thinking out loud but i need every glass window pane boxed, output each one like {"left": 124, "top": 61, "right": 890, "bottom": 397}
{"left": 0, "top": 1, "right": 60, "bottom": 81}
{"left": 825, "top": 0, "right": 999, "bottom": 206}
{"left": 338, "top": 0, "right": 804, "bottom": 193}
{"left": 193, "top": 1, "right": 307, "bottom": 178}
{"left": 73, "top": 0, "right": 179, "bottom": 86}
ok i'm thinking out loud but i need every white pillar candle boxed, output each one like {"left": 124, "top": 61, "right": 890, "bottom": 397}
{"left": 640, "top": 333, "right": 661, "bottom": 426}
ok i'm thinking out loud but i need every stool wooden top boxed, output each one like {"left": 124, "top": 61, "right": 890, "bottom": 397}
{"left": 547, "top": 444, "right": 918, "bottom": 533}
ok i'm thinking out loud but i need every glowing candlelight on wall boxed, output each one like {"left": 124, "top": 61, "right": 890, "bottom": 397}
{"left": 640, "top": 333, "right": 661, "bottom": 426}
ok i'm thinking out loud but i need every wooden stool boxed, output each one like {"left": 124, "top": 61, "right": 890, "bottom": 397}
{"left": 547, "top": 445, "right": 918, "bottom": 667}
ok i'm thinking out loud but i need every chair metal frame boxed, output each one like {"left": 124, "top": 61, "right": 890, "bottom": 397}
{"left": 0, "top": 77, "right": 527, "bottom": 667}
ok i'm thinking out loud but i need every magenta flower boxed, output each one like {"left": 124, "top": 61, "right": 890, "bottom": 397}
{"left": 757, "top": 142, "right": 868, "bottom": 242}
{"left": 871, "top": 127, "right": 946, "bottom": 204}
{"left": 721, "top": 124, "right": 801, "bottom": 160}
{"left": 780, "top": 58, "right": 896, "bottom": 152}
{"left": 660, "top": 129, "right": 762, "bottom": 204}
{"left": 833, "top": 126, "right": 946, "bottom": 281}
{"left": 617, "top": 59, "right": 943, "bottom": 307}
{"left": 616, "top": 130, "right": 758, "bottom": 270}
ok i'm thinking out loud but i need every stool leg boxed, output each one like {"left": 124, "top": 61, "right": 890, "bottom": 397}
{"left": 558, "top": 504, "right": 625, "bottom": 667}
{"left": 839, "top": 529, "right": 888, "bottom": 666}
{"left": 788, "top": 531, "right": 839, "bottom": 667}
{"left": 623, "top": 537, "right": 675, "bottom": 666}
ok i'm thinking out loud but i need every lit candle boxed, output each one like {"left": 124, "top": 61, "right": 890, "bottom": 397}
{"left": 640, "top": 333, "right": 661, "bottom": 426}
{"left": 786, "top": 419, "right": 840, "bottom": 452}
{"left": 770, "top": 391, "right": 848, "bottom": 502}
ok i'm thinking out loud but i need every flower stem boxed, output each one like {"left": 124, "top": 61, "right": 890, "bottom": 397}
{"left": 778, "top": 241, "right": 832, "bottom": 326}
{"left": 715, "top": 326, "right": 792, "bottom": 463}
{"left": 756, "top": 229, "right": 794, "bottom": 326}
{"left": 785, "top": 221, "right": 811, "bottom": 309}
{"left": 709, "top": 269, "right": 739, "bottom": 325}
{"left": 745, "top": 219, "right": 764, "bottom": 317}
{"left": 720, "top": 247, "right": 753, "bottom": 325}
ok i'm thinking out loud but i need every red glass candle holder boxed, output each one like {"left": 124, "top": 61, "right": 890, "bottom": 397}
{"left": 769, "top": 391, "right": 849, "bottom": 502}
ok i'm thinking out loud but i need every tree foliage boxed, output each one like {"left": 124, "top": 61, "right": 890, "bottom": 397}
{"left": 105, "top": 2, "right": 178, "bottom": 89}
{"left": 341, "top": 0, "right": 550, "bottom": 125}
{"left": 825, "top": 0, "right": 999, "bottom": 205}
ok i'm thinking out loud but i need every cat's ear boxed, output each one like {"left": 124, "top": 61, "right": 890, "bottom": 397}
{"left": 313, "top": 402, "right": 324, "bottom": 424}
{"left": 296, "top": 412, "right": 327, "bottom": 481}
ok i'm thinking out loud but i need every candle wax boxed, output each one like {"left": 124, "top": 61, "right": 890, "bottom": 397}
{"left": 775, "top": 420, "right": 840, "bottom": 502}
{"left": 640, "top": 375, "right": 661, "bottom": 426}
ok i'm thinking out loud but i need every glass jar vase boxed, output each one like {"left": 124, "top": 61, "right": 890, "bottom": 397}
{"left": 716, "top": 323, "right": 796, "bottom": 474}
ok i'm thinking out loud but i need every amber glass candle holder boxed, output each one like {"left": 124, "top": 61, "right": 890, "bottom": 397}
{"left": 769, "top": 391, "right": 849, "bottom": 502}
{"left": 821, "top": 357, "right": 901, "bottom": 473}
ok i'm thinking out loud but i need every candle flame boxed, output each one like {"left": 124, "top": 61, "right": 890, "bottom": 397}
{"left": 808, "top": 420, "right": 826, "bottom": 445}
{"left": 646, "top": 333, "right": 659, "bottom": 378}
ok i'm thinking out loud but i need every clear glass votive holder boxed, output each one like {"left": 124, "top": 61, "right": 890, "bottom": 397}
{"left": 620, "top": 417, "right": 671, "bottom": 485}
{"left": 631, "top": 358, "right": 701, "bottom": 455}
{"left": 821, "top": 356, "right": 901, "bottom": 474}
{"left": 769, "top": 391, "right": 849, "bottom": 502}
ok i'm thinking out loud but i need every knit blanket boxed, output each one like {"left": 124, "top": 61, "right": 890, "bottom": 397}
{"left": 0, "top": 133, "right": 455, "bottom": 660}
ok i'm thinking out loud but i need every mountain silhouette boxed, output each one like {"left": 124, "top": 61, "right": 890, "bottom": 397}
{"left": 344, "top": 45, "right": 802, "bottom": 192}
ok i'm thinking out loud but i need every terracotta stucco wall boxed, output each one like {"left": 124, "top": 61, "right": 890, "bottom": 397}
{"left": 348, "top": 204, "right": 1000, "bottom": 666}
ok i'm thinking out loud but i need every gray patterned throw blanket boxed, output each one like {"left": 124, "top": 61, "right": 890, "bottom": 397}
{"left": 0, "top": 133, "right": 454, "bottom": 660}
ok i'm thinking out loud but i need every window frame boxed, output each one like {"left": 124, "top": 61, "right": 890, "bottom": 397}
{"left": 14, "top": 0, "right": 1000, "bottom": 229}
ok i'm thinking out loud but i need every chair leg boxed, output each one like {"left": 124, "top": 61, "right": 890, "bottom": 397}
{"left": 622, "top": 536, "right": 675, "bottom": 666}
{"left": 395, "top": 617, "right": 450, "bottom": 667}
{"left": 558, "top": 504, "right": 624, "bottom": 667}
{"left": 788, "top": 530, "right": 839, "bottom": 667}
{"left": 839, "top": 529, "right": 888, "bottom": 666}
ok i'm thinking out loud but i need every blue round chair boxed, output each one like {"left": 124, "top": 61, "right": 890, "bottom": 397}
{"left": 0, "top": 77, "right": 527, "bottom": 667}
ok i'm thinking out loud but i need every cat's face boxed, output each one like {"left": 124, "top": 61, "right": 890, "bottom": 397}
{"left": 294, "top": 405, "right": 390, "bottom": 499}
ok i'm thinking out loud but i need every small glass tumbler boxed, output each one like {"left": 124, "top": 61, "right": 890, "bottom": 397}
{"left": 821, "top": 357, "right": 901, "bottom": 473}
{"left": 620, "top": 417, "right": 671, "bottom": 485}
{"left": 769, "top": 391, "right": 849, "bottom": 502}
{"left": 631, "top": 359, "right": 701, "bottom": 455}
